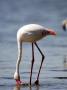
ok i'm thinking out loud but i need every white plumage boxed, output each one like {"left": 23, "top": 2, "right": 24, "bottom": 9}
{"left": 14, "top": 24, "right": 56, "bottom": 85}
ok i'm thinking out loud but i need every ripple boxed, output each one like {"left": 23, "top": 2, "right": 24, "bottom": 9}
{"left": 53, "top": 77, "right": 67, "bottom": 79}
{"left": 0, "top": 76, "right": 13, "bottom": 80}
{"left": 50, "top": 69, "right": 67, "bottom": 72}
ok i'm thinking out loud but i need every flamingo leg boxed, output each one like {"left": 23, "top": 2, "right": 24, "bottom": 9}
{"left": 34, "top": 42, "right": 45, "bottom": 85}
{"left": 30, "top": 43, "right": 35, "bottom": 85}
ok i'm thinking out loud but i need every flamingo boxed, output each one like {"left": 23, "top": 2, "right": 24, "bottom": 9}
{"left": 62, "top": 20, "right": 67, "bottom": 31}
{"left": 14, "top": 24, "right": 56, "bottom": 85}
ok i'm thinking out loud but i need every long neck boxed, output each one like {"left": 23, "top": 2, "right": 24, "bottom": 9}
{"left": 16, "top": 42, "right": 22, "bottom": 74}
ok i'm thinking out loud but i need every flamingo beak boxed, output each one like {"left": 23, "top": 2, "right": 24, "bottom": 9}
{"left": 16, "top": 80, "right": 22, "bottom": 85}
{"left": 62, "top": 24, "right": 66, "bottom": 31}
{"left": 48, "top": 29, "right": 56, "bottom": 35}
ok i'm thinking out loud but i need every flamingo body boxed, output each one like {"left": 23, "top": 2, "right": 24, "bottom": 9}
{"left": 14, "top": 24, "right": 56, "bottom": 85}
{"left": 17, "top": 24, "right": 55, "bottom": 42}
{"left": 17, "top": 24, "right": 47, "bottom": 42}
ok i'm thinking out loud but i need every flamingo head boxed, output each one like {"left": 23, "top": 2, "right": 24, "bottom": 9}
{"left": 14, "top": 72, "right": 22, "bottom": 85}
{"left": 42, "top": 28, "right": 56, "bottom": 36}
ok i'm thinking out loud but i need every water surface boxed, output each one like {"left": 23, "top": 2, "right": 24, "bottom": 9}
{"left": 0, "top": 0, "right": 67, "bottom": 90}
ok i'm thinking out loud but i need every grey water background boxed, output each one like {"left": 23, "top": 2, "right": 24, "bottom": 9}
{"left": 0, "top": 0, "right": 67, "bottom": 90}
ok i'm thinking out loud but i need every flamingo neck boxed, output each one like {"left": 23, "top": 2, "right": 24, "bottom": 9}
{"left": 16, "top": 42, "right": 22, "bottom": 74}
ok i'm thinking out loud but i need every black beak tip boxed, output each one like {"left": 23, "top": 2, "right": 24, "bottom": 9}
{"left": 62, "top": 25, "right": 66, "bottom": 31}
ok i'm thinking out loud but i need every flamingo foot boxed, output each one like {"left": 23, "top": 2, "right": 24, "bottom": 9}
{"left": 34, "top": 80, "right": 39, "bottom": 85}
{"left": 16, "top": 80, "right": 23, "bottom": 85}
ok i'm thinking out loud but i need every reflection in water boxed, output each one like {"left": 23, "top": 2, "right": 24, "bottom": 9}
{"left": 63, "top": 55, "right": 67, "bottom": 70}
{"left": 14, "top": 85, "right": 20, "bottom": 90}
{"left": 14, "top": 84, "right": 39, "bottom": 90}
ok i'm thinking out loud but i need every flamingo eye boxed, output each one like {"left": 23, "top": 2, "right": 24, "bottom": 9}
{"left": 42, "top": 31, "right": 44, "bottom": 36}
{"left": 42, "top": 31, "right": 48, "bottom": 36}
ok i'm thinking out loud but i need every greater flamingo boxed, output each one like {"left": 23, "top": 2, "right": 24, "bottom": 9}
{"left": 62, "top": 20, "right": 67, "bottom": 31}
{"left": 14, "top": 24, "right": 56, "bottom": 85}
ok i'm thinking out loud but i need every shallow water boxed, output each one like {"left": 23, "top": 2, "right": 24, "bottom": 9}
{"left": 0, "top": 0, "right": 67, "bottom": 90}
{"left": 0, "top": 36, "right": 67, "bottom": 90}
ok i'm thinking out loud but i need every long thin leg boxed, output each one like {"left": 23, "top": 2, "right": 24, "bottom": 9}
{"left": 34, "top": 42, "right": 45, "bottom": 85}
{"left": 30, "top": 43, "right": 35, "bottom": 85}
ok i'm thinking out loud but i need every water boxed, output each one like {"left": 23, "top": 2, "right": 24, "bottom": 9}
{"left": 0, "top": 0, "right": 67, "bottom": 90}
